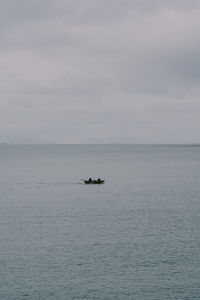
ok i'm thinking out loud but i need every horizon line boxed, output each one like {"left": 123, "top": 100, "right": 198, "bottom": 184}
{"left": 1, "top": 143, "right": 200, "bottom": 146}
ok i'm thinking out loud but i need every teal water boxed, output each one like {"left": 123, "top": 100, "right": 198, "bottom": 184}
{"left": 0, "top": 145, "right": 200, "bottom": 299}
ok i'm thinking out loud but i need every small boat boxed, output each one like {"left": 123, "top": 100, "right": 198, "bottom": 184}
{"left": 84, "top": 178, "right": 105, "bottom": 184}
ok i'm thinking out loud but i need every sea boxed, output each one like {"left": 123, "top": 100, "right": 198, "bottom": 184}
{"left": 0, "top": 144, "right": 200, "bottom": 300}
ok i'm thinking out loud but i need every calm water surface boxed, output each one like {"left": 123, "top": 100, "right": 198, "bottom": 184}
{"left": 0, "top": 145, "right": 200, "bottom": 299}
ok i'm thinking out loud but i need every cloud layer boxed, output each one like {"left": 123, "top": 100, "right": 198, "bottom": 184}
{"left": 0, "top": 0, "right": 200, "bottom": 143}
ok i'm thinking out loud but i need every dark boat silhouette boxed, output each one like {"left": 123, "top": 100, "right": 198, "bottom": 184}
{"left": 84, "top": 178, "right": 105, "bottom": 184}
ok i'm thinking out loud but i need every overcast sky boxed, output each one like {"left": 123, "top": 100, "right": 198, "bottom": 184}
{"left": 0, "top": 0, "right": 200, "bottom": 143}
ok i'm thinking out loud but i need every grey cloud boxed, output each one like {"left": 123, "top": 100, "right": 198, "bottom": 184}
{"left": 0, "top": 0, "right": 200, "bottom": 143}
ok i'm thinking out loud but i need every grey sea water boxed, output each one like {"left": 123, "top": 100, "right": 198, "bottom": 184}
{"left": 1, "top": 144, "right": 200, "bottom": 300}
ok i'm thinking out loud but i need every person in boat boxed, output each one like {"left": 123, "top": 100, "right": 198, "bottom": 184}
{"left": 97, "top": 178, "right": 101, "bottom": 183}
{"left": 88, "top": 178, "right": 92, "bottom": 183}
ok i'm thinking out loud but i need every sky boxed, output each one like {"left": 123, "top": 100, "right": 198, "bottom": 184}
{"left": 0, "top": 0, "right": 200, "bottom": 144}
